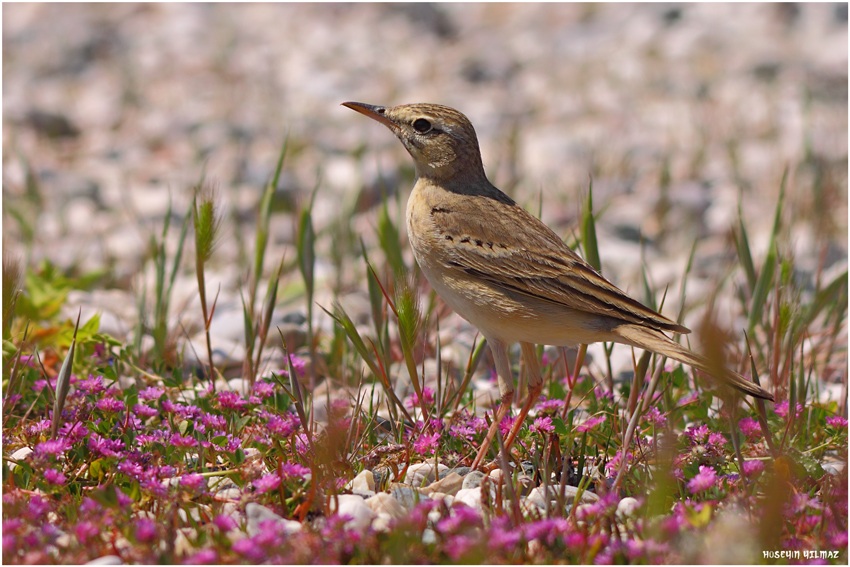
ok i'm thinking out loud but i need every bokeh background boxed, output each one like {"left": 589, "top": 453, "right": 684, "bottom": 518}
{"left": 3, "top": 3, "right": 847, "bottom": 374}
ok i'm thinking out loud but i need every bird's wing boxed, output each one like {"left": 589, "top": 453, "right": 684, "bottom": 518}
{"left": 435, "top": 192, "right": 689, "bottom": 334}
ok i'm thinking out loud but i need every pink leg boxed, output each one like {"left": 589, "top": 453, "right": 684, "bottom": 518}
{"left": 471, "top": 338, "right": 515, "bottom": 470}
{"left": 502, "top": 342, "right": 544, "bottom": 451}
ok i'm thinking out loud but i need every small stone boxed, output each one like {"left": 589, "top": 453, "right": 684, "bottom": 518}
{"left": 330, "top": 494, "right": 376, "bottom": 533}
{"left": 526, "top": 485, "right": 599, "bottom": 513}
{"left": 364, "top": 492, "right": 406, "bottom": 520}
{"left": 616, "top": 496, "right": 640, "bottom": 519}
{"left": 462, "top": 470, "right": 486, "bottom": 489}
{"left": 390, "top": 486, "right": 421, "bottom": 510}
{"left": 421, "top": 472, "right": 464, "bottom": 496}
{"left": 454, "top": 487, "right": 485, "bottom": 514}
{"left": 245, "top": 503, "right": 301, "bottom": 537}
{"left": 406, "top": 461, "right": 449, "bottom": 486}
{"left": 348, "top": 469, "right": 375, "bottom": 493}
{"left": 85, "top": 556, "right": 123, "bottom": 565}
{"left": 7, "top": 447, "right": 33, "bottom": 471}
{"left": 448, "top": 466, "right": 471, "bottom": 477}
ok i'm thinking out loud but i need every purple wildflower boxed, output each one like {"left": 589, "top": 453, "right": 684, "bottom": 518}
{"left": 449, "top": 414, "right": 487, "bottom": 438}
{"left": 213, "top": 514, "right": 238, "bottom": 532}
{"left": 738, "top": 417, "right": 762, "bottom": 439}
{"left": 134, "top": 404, "right": 159, "bottom": 418}
{"left": 687, "top": 466, "right": 718, "bottom": 494}
{"left": 536, "top": 397, "right": 565, "bottom": 413}
{"left": 88, "top": 433, "right": 125, "bottom": 458}
{"left": 253, "top": 472, "right": 281, "bottom": 494}
{"left": 135, "top": 517, "right": 157, "bottom": 543}
{"left": 266, "top": 413, "right": 299, "bottom": 437}
{"left": 445, "top": 534, "right": 476, "bottom": 561}
{"left": 138, "top": 386, "right": 164, "bottom": 401}
{"left": 44, "top": 468, "right": 66, "bottom": 485}
{"left": 498, "top": 414, "right": 518, "bottom": 437}
{"left": 684, "top": 424, "right": 710, "bottom": 444}
{"left": 96, "top": 397, "right": 125, "bottom": 413}
{"left": 530, "top": 416, "right": 554, "bottom": 434}
{"left": 217, "top": 391, "right": 248, "bottom": 411}
{"left": 26, "top": 494, "right": 51, "bottom": 520}
{"left": 60, "top": 422, "right": 88, "bottom": 443}
{"left": 183, "top": 549, "right": 218, "bottom": 565}
{"left": 405, "top": 387, "right": 435, "bottom": 409}
{"left": 24, "top": 420, "right": 51, "bottom": 437}
{"left": 775, "top": 400, "right": 803, "bottom": 420}
{"left": 232, "top": 537, "right": 265, "bottom": 562}
{"left": 576, "top": 414, "right": 606, "bottom": 432}
{"left": 252, "top": 381, "right": 276, "bottom": 399}
{"left": 643, "top": 406, "right": 667, "bottom": 426}
{"left": 279, "top": 462, "right": 310, "bottom": 479}
{"left": 34, "top": 438, "right": 71, "bottom": 457}
{"left": 180, "top": 473, "right": 207, "bottom": 494}
{"left": 741, "top": 460, "right": 765, "bottom": 476}
{"left": 413, "top": 431, "right": 441, "bottom": 455}
{"left": 76, "top": 375, "right": 106, "bottom": 396}
{"left": 826, "top": 415, "right": 848, "bottom": 428}
{"left": 169, "top": 434, "right": 198, "bottom": 448}
{"left": 75, "top": 521, "right": 100, "bottom": 545}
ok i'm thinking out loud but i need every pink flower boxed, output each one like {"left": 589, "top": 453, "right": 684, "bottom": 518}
{"left": 253, "top": 473, "right": 281, "bottom": 494}
{"left": 684, "top": 424, "right": 710, "bottom": 444}
{"left": 405, "top": 387, "right": 435, "bottom": 409}
{"left": 576, "top": 415, "right": 606, "bottom": 433}
{"left": 169, "top": 434, "right": 198, "bottom": 448}
{"left": 138, "top": 386, "right": 164, "bottom": 401}
{"left": 34, "top": 438, "right": 71, "bottom": 457}
{"left": 134, "top": 404, "right": 159, "bottom": 418}
{"left": 643, "top": 407, "right": 667, "bottom": 426}
{"left": 180, "top": 473, "right": 206, "bottom": 494}
{"left": 536, "top": 398, "right": 565, "bottom": 413}
{"left": 75, "top": 521, "right": 100, "bottom": 545}
{"left": 183, "top": 549, "right": 218, "bottom": 565}
{"left": 738, "top": 417, "right": 762, "bottom": 439}
{"left": 96, "top": 397, "right": 125, "bottom": 413}
{"left": 413, "top": 431, "right": 440, "bottom": 455}
{"left": 135, "top": 517, "right": 157, "bottom": 543}
{"left": 216, "top": 391, "right": 248, "bottom": 411}
{"left": 687, "top": 466, "right": 718, "bottom": 494}
{"left": 44, "top": 468, "right": 66, "bottom": 485}
{"left": 530, "top": 416, "right": 554, "bottom": 434}
{"left": 775, "top": 401, "right": 803, "bottom": 420}
{"left": 826, "top": 415, "right": 848, "bottom": 428}
{"left": 213, "top": 515, "right": 237, "bottom": 532}
{"left": 741, "top": 460, "right": 765, "bottom": 476}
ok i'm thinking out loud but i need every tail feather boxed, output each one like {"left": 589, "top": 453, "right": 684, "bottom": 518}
{"left": 615, "top": 324, "right": 774, "bottom": 401}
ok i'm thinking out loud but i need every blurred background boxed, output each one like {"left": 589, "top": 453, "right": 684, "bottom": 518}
{"left": 3, "top": 3, "right": 847, "bottom": 361}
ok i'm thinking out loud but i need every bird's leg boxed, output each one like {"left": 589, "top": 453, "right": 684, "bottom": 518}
{"left": 502, "top": 342, "right": 544, "bottom": 451}
{"left": 471, "top": 338, "right": 515, "bottom": 471}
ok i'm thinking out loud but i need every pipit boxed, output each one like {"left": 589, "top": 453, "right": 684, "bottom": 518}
{"left": 343, "top": 101, "right": 773, "bottom": 469}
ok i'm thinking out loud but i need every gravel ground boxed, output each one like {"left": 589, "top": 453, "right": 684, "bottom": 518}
{"left": 3, "top": 2, "right": 847, "bottom": 382}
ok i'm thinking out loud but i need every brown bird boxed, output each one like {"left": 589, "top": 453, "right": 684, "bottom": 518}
{"left": 343, "top": 101, "right": 773, "bottom": 469}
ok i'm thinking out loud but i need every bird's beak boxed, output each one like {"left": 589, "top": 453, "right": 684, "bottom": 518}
{"left": 342, "top": 101, "right": 396, "bottom": 130}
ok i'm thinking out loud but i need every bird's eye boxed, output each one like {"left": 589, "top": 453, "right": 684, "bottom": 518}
{"left": 412, "top": 118, "right": 432, "bottom": 133}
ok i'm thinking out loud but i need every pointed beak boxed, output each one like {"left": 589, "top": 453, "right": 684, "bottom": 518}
{"left": 342, "top": 101, "right": 396, "bottom": 130}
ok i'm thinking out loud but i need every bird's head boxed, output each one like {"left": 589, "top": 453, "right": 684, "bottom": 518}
{"left": 343, "top": 102, "right": 486, "bottom": 182}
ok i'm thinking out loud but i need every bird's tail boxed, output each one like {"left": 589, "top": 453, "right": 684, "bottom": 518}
{"left": 615, "top": 324, "right": 774, "bottom": 401}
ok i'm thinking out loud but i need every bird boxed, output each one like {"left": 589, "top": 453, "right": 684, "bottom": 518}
{"left": 342, "top": 101, "right": 774, "bottom": 469}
